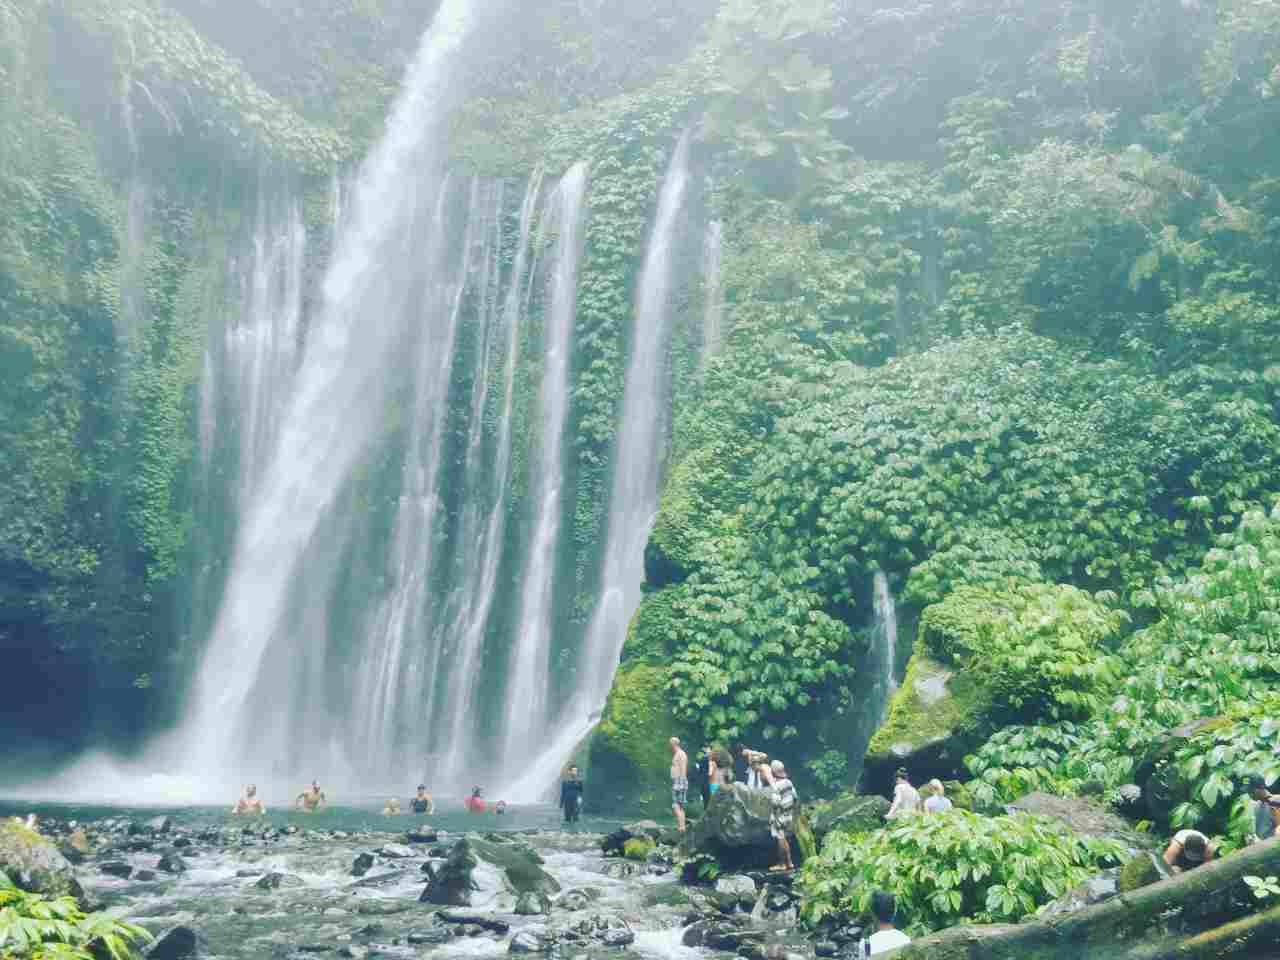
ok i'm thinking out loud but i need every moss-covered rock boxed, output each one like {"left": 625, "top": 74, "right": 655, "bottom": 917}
{"left": 1118, "top": 852, "right": 1167, "bottom": 893}
{"left": 0, "top": 820, "right": 88, "bottom": 907}
{"left": 809, "top": 793, "right": 891, "bottom": 838}
{"left": 623, "top": 837, "right": 655, "bottom": 861}
{"left": 586, "top": 661, "right": 682, "bottom": 816}
{"left": 862, "top": 654, "right": 992, "bottom": 794}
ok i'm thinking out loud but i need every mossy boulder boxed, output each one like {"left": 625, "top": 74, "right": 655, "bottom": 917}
{"left": 862, "top": 654, "right": 992, "bottom": 794}
{"left": 419, "top": 838, "right": 559, "bottom": 909}
{"left": 586, "top": 661, "right": 682, "bottom": 816}
{"left": 1118, "top": 852, "right": 1169, "bottom": 893}
{"left": 0, "top": 820, "right": 88, "bottom": 907}
{"left": 623, "top": 837, "right": 655, "bottom": 861}
{"left": 809, "top": 793, "right": 891, "bottom": 839}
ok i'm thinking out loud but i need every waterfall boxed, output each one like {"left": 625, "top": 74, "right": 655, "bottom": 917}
{"left": 177, "top": 0, "right": 484, "bottom": 791}
{"left": 352, "top": 177, "right": 486, "bottom": 780}
{"left": 504, "top": 134, "right": 692, "bottom": 800}
{"left": 701, "top": 220, "right": 724, "bottom": 367}
{"left": 872, "top": 570, "right": 899, "bottom": 710}
{"left": 437, "top": 173, "right": 545, "bottom": 784}
{"left": 499, "top": 163, "right": 590, "bottom": 774}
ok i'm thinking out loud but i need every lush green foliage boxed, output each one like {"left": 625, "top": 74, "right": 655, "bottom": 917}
{"left": 920, "top": 581, "right": 1124, "bottom": 722}
{"left": 0, "top": 874, "right": 151, "bottom": 959}
{"left": 962, "top": 508, "right": 1280, "bottom": 831}
{"left": 799, "top": 811, "right": 1126, "bottom": 933}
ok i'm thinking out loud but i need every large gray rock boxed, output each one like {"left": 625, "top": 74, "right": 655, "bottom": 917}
{"left": 1006, "top": 793, "right": 1149, "bottom": 849}
{"left": 0, "top": 819, "right": 89, "bottom": 907}
{"left": 145, "top": 925, "right": 201, "bottom": 959}
{"left": 810, "top": 794, "right": 890, "bottom": 838}
{"left": 420, "top": 838, "right": 559, "bottom": 909}
{"left": 686, "top": 784, "right": 776, "bottom": 868}
{"left": 714, "top": 875, "right": 758, "bottom": 911}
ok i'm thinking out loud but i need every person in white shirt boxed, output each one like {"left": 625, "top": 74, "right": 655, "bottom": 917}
{"left": 886, "top": 769, "right": 923, "bottom": 820}
{"left": 924, "top": 779, "right": 953, "bottom": 814}
{"left": 863, "top": 890, "right": 911, "bottom": 955}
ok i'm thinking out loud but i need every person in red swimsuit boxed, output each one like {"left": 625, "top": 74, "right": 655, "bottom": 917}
{"left": 465, "top": 786, "right": 487, "bottom": 813}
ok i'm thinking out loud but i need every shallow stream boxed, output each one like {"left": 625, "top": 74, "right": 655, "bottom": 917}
{"left": 0, "top": 801, "right": 737, "bottom": 959}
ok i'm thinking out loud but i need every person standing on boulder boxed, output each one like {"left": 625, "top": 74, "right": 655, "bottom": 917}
{"left": 759, "top": 759, "right": 797, "bottom": 871}
{"left": 670, "top": 737, "right": 689, "bottom": 832}
{"left": 560, "top": 765, "right": 585, "bottom": 824}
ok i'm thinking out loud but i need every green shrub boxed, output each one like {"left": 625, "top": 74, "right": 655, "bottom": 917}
{"left": 963, "top": 723, "right": 1092, "bottom": 808}
{"left": 799, "top": 811, "right": 1126, "bottom": 933}
{"left": 919, "top": 581, "right": 1124, "bottom": 723}
{"left": 623, "top": 837, "right": 655, "bottom": 861}
{"left": 805, "top": 750, "right": 849, "bottom": 794}
{"left": 0, "top": 873, "right": 151, "bottom": 959}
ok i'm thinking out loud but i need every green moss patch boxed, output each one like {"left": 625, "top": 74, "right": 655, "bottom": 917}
{"left": 587, "top": 662, "right": 682, "bottom": 816}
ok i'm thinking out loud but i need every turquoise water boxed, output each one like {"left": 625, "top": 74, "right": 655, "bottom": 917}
{"left": 0, "top": 799, "right": 627, "bottom": 834}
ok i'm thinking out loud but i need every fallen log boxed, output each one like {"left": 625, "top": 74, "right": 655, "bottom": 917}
{"left": 891, "top": 837, "right": 1280, "bottom": 960}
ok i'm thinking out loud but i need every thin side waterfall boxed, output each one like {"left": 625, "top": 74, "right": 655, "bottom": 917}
{"left": 873, "top": 570, "right": 899, "bottom": 711}
{"left": 701, "top": 219, "right": 724, "bottom": 368}
{"left": 175, "top": 0, "right": 483, "bottom": 792}
{"left": 500, "top": 163, "right": 590, "bottom": 773}
{"left": 352, "top": 178, "right": 485, "bottom": 780}
{"left": 505, "top": 135, "right": 692, "bottom": 799}
{"left": 438, "top": 173, "right": 545, "bottom": 784}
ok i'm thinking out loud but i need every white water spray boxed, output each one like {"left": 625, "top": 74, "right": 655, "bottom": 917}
{"left": 872, "top": 570, "right": 899, "bottom": 710}
{"left": 176, "top": 0, "right": 483, "bottom": 792}
{"left": 500, "top": 163, "right": 589, "bottom": 772}
{"left": 506, "top": 134, "right": 692, "bottom": 797}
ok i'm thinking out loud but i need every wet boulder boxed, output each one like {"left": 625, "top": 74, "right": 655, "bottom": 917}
{"left": 714, "top": 875, "right": 758, "bottom": 912}
{"left": 351, "top": 852, "right": 375, "bottom": 877}
{"left": 685, "top": 784, "right": 776, "bottom": 869}
{"left": 145, "top": 925, "right": 202, "bottom": 959}
{"left": 420, "top": 838, "right": 559, "bottom": 909}
{"left": 148, "top": 816, "right": 173, "bottom": 835}
{"left": 157, "top": 852, "right": 188, "bottom": 874}
{"left": 100, "top": 860, "right": 134, "bottom": 879}
{"left": 509, "top": 926, "right": 553, "bottom": 953}
{"left": 809, "top": 794, "right": 890, "bottom": 839}
{"left": 378, "top": 843, "right": 414, "bottom": 859}
{"left": 515, "top": 890, "right": 552, "bottom": 915}
{"left": 554, "top": 887, "right": 602, "bottom": 912}
{"left": 1006, "top": 793, "right": 1149, "bottom": 849}
{"left": 0, "top": 819, "right": 89, "bottom": 907}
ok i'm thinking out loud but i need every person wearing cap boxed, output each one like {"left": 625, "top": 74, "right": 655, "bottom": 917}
{"left": 1163, "top": 828, "right": 1217, "bottom": 873}
{"left": 886, "top": 769, "right": 923, "bottom": 820}
{"left": 758, "top": 758, "right": 797, "bottom": 871}
{"left": 1247, "top": 775, "right": 1280, "bottom": 843}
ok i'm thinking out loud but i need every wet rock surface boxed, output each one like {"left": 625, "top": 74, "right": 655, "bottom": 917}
{"left": 0, "top": 804, "right": 823, "bottom": 960}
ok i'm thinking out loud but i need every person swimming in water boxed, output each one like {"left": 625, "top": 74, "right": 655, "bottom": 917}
{"left": 295, "top": 780, "right": 326, "bottom": 812}
{"left": 233, "top": 784, "right": 266, "bottom": 815}
{"left": 495, "top": 800, "right": 508, "bottom": 816}
{"left": 464, "top": 786, "right": 487, "bottom": 813}
{"left": 411, "top": 785, "right": 434, "bottom": 815}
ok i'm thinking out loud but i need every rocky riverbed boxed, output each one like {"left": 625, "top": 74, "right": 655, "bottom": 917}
{"left": 0, "top": 803, "right": 815, "bottom": 960}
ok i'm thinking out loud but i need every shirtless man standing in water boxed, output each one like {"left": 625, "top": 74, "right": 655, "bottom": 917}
{"left": 670, "top": 737, "right": 689, "bottom": 833}
{"left": 233, "top": 784, "right": 265, "bottom": 815}
{"left": 295, "top": 780, "right": 326, "bottom": 812}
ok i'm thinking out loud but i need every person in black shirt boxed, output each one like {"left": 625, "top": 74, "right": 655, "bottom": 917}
{"left": 411, "top": 784, "right": 434, "bottom": 815}
{"left": 560, "top": 765, "right": 585, "bottom": 824}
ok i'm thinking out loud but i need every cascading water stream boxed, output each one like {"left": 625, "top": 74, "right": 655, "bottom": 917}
{"left": 500, "top": 163, "right": 590, "bottom": 774}
{"left": 504, "top": 135, "right": 692, "bottom": 799}
{"left": 353, "top": 178, "right": 485, "bottom": 779}
{"left": 437, "top": 173, "right": 545, "bottom": 784}
{"left": 176, "top": 0, "right": 484, "bottom": 792}
{"left": 872, "top": 570, "right": 899, "bottom": 710}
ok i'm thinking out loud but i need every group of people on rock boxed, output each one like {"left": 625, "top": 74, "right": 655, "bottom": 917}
{"left": 669, "top": 737, "right": 799, "bottom": 872}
